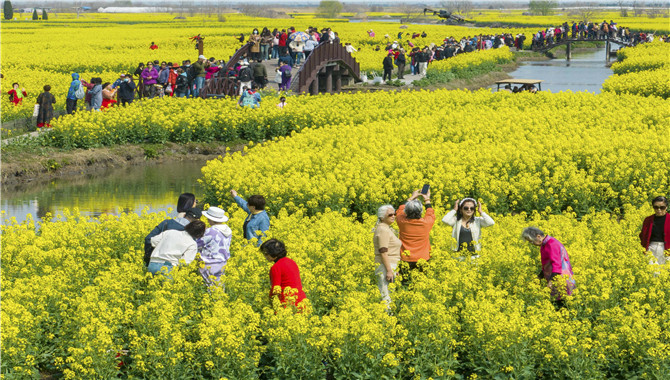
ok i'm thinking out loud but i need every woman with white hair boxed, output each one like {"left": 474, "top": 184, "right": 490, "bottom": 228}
{"left": 522, "top": 226, "right": 575, "bottom": 308}
{"left": 442, "top": 198, "right": 495, "bottom": 258}
{"left": 372, "top": 204, "right": 401, "bottom": 306}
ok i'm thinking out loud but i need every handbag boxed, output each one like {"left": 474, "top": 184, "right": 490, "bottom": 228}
{"left": 32, "top": 104, "right": 40, "bottom": 117}
{"left": 274, "top": 72, "right": 282, "bottom": 84}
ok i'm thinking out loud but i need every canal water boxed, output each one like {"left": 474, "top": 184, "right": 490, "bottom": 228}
{"left": 1, "top": 161, "right": 205, "bottom": 225}
{"left": 1, "top": 49, "right": 615, "bottom": 224}
{"left": 494, "top": 48, "right": 614, "bottom": 94}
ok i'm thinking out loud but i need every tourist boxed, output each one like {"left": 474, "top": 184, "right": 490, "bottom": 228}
{"left": 191, "top": 55, "right": 207, "bottom": 98}
{"left": 249, "top": 28, "right": 262, "bottom": 61}
{"left": 141, "top": 62, "right": 159, "bottom": 99}
{"left": 238, "top": 84, "right": 262, "bottom": 109}
{"left": 304, "top": 34, "right": 318, "bottom": 59}
{"left": 236, "top": 60, "right": 253, "bottom": 95}
{"left": 373, "top": 204, "right": 401, "bottom": 307}
{"left": 252, "top": 59, "right": 267, "bottom": 88}
{"left": 101, "top": 82, "right": 117, "bottom": 109}
{"left": 147, "top": 220, "right": 206, "bottom": 275}
{"left": 396, "top": 48, "right": 406, "bottom": 79}
{"left": 260, "top": 238, "right": 307, "bottom": 309}
{"left": 260, "top": 27, "right": 273, "bottom": 61}
{"left": 382, "top": 53, "right": 394, "bottom": 82}
{"left": 522, "top": 227, "right": 576, "bottom": 307}
{"left": 88, "top": 78, "right": 103, "bottom": 111}
{"left": 168, "top": 63, "right": 180, "bottom": 96}
{"left": 7, "top": 82, "right": 27, "bottom": 106}
{"left": 35, "top": 85, "right": 56, "bottom": 128}
{"left": 66, "top": 73, "right": 81, "bottom": 114}
{"left": 150, "top": 41, "right": 158, "bottom": 50}
{"left": 143, "top": 193, "right": 198, "bottom": 266}
{"left": 271, "top": 31, "right": 280, "bottom": 59}
{"left": 277, "top": 96, "right": 287, "bottom": 109}
{"left": 117, "top": 74, "right": 136, "bottom": 106}
{"left": 278, "top": 29, "right": 289, "bottom": 56}
{"left": 230, "top": 189, "right": 270, "bottom": 245}
{"left": 442, "top": 198, "right": 495, "bottom": 259}
{"left": 175, "top": 68, "right": 189, "bottom": 98}
{"left": 157, "top": 61, "right": 170, "bottom": 93}
{"left": 289, "top": 38, "right": 305, "bottom": 65}
{"left": 278, "top": 60, "right": 292, "bottom": 91}
{"left": 396, "top": 189, "right": 436, "bottom": 278}
{"left": 417, "top": 47, "right": 429, "bottom": 76}
{"left": 197, "top": 207, "right": 232, "bottom": 287}
{"left": 639, "top": 196, "right": 669, "bottom": 265}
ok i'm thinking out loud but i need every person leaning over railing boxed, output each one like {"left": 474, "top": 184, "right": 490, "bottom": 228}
{"left": 640, "top": 196, "right": 669, "bottom": 265}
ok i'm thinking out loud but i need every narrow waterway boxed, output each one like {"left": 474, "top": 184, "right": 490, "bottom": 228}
{"left": 1, "top": 49, "right": 617, "bottom": 224}
{"left": 494, "top": 48, "right": 614, "bottom": 93}
{"left": 1, "top": 161, "right": 205, "bottom": 225}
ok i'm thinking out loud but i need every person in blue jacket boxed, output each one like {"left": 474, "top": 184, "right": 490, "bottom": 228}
{"left": 66, "top": 73, "right": 81, "bottom": 114}
{"left": 143, "top": 193, "right": 200, "bottom": 266}
{"left": 230, "top": 189, "right": 270, "bottom": 245}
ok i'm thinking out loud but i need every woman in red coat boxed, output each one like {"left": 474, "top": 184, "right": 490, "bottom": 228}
{"left": 639, "top": 196, "right": 669, "bottom": 265}
{"left": 7, "top": 82, "right": 27, "bottom": 105}
{"left": 260, "top": 238, "right": 307, "bottom": 308}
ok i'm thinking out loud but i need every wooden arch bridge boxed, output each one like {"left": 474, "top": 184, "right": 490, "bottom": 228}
{"left": 201, "top": 41, "right": 362, "bottom": 98}
{"left": 532, "top": 38, "right": 633, "bottom": 61}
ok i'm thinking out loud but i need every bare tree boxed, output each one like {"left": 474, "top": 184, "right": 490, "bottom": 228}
{"left": 632, "top": 0, "right": 645, "bottom": 17}
{"left": 617, "top": 0, "right": 629, "bottom": 17}
{"left": 576, "top": 2, "right": 598, "bottom": 21}
{"left": 440, "top": 0, "right": 474, "bottom": 17}
{"left": 398, "top": 3, "right": 419, "bottom": 20}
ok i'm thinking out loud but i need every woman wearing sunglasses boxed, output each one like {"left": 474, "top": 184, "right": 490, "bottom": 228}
{"left": 372, "top": 204, "right": 401, "bottom": 307}
{"left": 442, "top": 198, "right": 495, "bottom": 258}
{"left": 639, "top": 196, "right": 669, "bottom": 265}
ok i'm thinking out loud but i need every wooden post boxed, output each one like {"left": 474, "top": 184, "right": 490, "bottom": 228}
{"left": 334, "top": 65, "right": 342, "bottom": 92}
{"left": 566, "top": 41, "right": 571, "bottom": 61}
{"left": 310, "top": 75, "right": 319, "bottom": 95}
{"left": 198, "top": 40, "right": 204, "bottom": 56}
{"left": 325, "top": 66, "right": 333, "bottom": 94}
{"left": 605, "top": 40, "right": 610, "bottom": 62}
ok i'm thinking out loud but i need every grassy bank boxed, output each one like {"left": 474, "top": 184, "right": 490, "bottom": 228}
{"left": 1, "top": 140, "right": 240, "bottom": 187}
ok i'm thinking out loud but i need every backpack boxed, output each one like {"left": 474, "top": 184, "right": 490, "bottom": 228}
{"left": 241, "top": 92, "right": 256, "bottom": 107}
{"left": 176, "top": 75, "right": 188, "bottom": 91}
{"left": 74, "top": 83, "right": 85, "bottom": 99}
{"left": 239, "top": 67, "right": 252, "bottom": 82}
{"left": 186, "top": 65, "right": 197, "bottom": 81}
{"left": 284, "top": 69, "right": 292, "bottom": 78}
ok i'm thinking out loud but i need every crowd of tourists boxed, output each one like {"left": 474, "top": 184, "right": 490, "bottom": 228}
{"left": 378, "top": 20, "right": 664, "bottom": 80}
{"left": 142, "top": 188, "right": 669, "bottom": 311}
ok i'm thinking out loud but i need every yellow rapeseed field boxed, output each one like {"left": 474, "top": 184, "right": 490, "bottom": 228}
{"left": 603, "top": 41, "right": 670, "bottom": 98}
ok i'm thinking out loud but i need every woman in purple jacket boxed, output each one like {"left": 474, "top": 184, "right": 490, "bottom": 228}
{"left": 141, "top": 62, "right": 159, "bottom": 98}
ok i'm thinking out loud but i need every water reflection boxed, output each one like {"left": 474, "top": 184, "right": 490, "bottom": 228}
{"left": 1, "top": 160, "right": 206, "bottom": 224}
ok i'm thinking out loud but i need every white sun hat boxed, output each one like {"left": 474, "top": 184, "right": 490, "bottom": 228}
{"left": 203, "top": 206, "right": 229, "bottom": 223}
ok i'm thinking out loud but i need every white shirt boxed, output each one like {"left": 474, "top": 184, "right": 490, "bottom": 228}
{"left": 150, "top": 229, "right": 197, "bottom": 267}
{"left": 442, "top": 210, "right": 495, "bottom": 252}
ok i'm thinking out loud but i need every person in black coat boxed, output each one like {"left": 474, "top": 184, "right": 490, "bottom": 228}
{"left": 395, "top": 49, "right": 406, "bottom": 79}
{"left": 382, "top": 53, "right": 394, "bottom": 82}
{"left": 118, "top": 74, "right": 137, "bottom": 106}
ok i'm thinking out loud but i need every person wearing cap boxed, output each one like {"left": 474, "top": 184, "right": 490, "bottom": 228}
{"left": 168, "top": 63, "right": 180, "bottom": 96}
{"left": 442, "top": 198, "right": 495, "bottom": 258}
{"left": 148, "top": 220, "right": 206, "bottom": 276}
{"left": 143, "top": 193, "right": 199, "bottom": 266}
{"left": 191, "top": 55, "right": 207, "bottom": 97}
{"left": 237, "top": 60, "right": 253, "bottom": 96}
{"left": 196, "top": 207, "right": 233, "bottom": 286}
{"left": 230, "top": 189, "right": 270, "bottom": 246}
{"left": 117, "top": 74, "right": 136, "bottom": 106}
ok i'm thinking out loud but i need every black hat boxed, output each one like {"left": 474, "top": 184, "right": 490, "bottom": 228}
{"left": 185, "top": 207, "right": 202, "bottom": 219}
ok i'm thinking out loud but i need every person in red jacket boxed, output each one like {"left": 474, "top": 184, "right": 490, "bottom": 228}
{"left": 7, "top": 83, "right": 27, "bottom": 105}
{"left": 261, "top": 238, "right": 307, "bottom": 309}
{"left": 150, "top": 41, "right": 158, "bottom": 50}
{"left": 639, "top": 196, "right": 669, "bottom": 265}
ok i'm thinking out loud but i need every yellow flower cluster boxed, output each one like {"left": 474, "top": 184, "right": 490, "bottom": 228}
{"left": 2, "top": 203, "right": 669, "bottom": 377}
{"left": 200, "top": 89, "right": 670, "bottom": 217}
{"left": 426, "top": 46, "right": 515, "bottom": 78}
{"left": 603, "top": 41, "right": 670, "bottom": 98}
